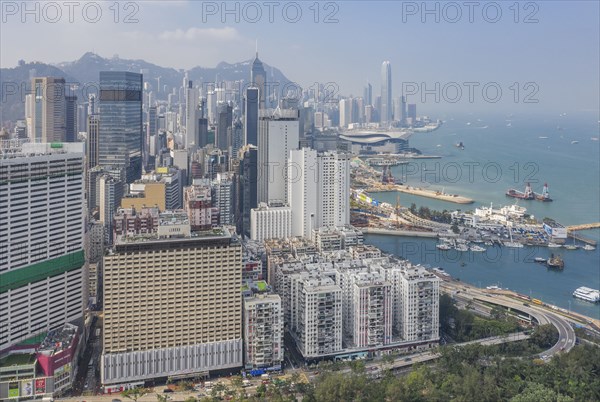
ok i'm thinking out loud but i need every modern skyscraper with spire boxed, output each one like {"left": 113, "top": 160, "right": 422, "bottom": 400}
{"left": 380, "top": 61, "right": 392, "bottom": 126}
{"left": 251, "top": 44, "right": 267, "bottom": 110}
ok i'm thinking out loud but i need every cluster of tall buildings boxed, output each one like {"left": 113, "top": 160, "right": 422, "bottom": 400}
{"left": 0, "top": 54, "right": 441, "bottom": 398}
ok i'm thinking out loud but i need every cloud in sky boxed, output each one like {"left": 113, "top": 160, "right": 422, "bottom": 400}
{"left": 158, "top": 27, "right": 242, "bottom": 42}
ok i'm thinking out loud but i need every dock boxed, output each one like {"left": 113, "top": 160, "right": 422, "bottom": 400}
{"left": 367, "top": 183, "right": 474, "bottom": 204}
{"left": 567, "top": 223, "right": 600, "bottom": 231}
{"left": 566, "top": 223, "right": 599, "bottom": 246}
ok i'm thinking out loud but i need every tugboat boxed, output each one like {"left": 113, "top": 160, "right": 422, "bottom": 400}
{"left": 546, "top": 254, "right": 564, "bottom": 270}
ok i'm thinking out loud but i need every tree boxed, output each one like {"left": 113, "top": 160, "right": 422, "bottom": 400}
{"left": 121, "top": 388, "right": 149, "bottom": 402}
{"left": 451, "top": 223, "right": 460, "bottom": 234}
{"left": 156, "top": 394, "right": 169, "bottom": 402}
{"left": 381, "top": 353, "right": 395, "bottom": 368}
{"left": 530, "top": 324, "right": 559, "bottom": 349}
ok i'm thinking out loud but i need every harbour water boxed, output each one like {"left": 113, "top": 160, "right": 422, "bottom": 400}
{"left": 364, "top": 112, "right": 600, "bottom": 319}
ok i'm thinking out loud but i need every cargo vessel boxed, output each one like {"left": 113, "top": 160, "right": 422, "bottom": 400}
{"left": 506, "top": 182, "right": 553, "bottom": 202}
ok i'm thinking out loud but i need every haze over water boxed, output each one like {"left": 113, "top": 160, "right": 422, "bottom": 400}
{"left": 366, "top": 112, "right": 600, "bottom": 319}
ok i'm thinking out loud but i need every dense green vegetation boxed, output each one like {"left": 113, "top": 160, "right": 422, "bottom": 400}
{"left": 439, "top": 294, "right": 522, "bottom": 342}
{"left": 192, "top": 343, "right": 599, "bottom": 402}
{"left": 409, "top": 203, "right": 453, "bottom": 224}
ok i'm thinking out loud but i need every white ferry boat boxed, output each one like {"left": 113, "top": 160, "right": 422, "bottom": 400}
{"left": 547, "top": 243, "right": 562, "bottom": 248}
{"left": 572, "top": 287, "right": 600, "bottom": 303}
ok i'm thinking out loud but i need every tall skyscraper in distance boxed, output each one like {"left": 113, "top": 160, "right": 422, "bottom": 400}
{"left": 251, "top": 48, "right": 267, "bottom": 110}
{"left": 87, "top": 114, "right": 99, "bottom": 169}
{"left": 1, "top": 142, "right": 86, "bottom": 351}
{"left": 185, "top": 80, "right": 199, "bottom": 148}
{"left": 98, "top": 71, "right": 143, "bottom": 183}
{"left": 380, "top": 61, "right": 392, "bottom": 126}
{"left": 31, "top": 77, "right": 66, "bottom": 142}
{"left": 364, "top": 82, "right": 372, "bottom": 106}
{"left": 244, "top": 87, "right": 259, "bottom": 146}
{"left": 65, "top": 95, "right": 78, "bottom": 142}
{"left": 216, "top": 103, "right": 233, "bottom": 151}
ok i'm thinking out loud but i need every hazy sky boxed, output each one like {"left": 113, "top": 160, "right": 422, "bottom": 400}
{"left": 1, "top": 1, "right": 599, "bottom": 114}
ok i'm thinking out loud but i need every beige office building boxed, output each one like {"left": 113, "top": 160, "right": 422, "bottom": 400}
{"left": 101, "top": 225, "right": 243, "bottom": 386}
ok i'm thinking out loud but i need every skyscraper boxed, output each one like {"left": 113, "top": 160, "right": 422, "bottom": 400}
{"left": 31, "top": 77, "right": 66, "bottom": 142}
{"left": 216, "top": 103, "right": 233, "bottom": 151}
{"left": 239, "top": 145, "right": 258, "bottom": 237}
{"left": 251, "top": 51, "right": 267, "bottom": 109}
{"left": 98, "top": 71, "right": 143, "bottom": 183}
{"left": 185, "top": 80, "right": 199, "bottom": 148}
{"left": 380, "top": 61, "right": 392, "bottom": 126}
{"left": 364, "top": 82, "right": 372, "bottom": 106}
{"left": 65, "top": 95, "right": 78, "bottom": 142}
{"left": 87, "top": 114, "right": 99, "bottom": 169}
{"left": 257, "top": 109, "right": 300, "bottom": 205}
{"left": 244, "top": 87, "right": 259, "bottom": 146}
{"left": 1, "top": 141, "right": 85, "bottom": 351}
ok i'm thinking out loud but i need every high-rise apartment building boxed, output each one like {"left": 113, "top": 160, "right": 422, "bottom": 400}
{"left": 101, "top": 224, "right": 243, "bottom": 387}
{"left": 242, "top": 282, "right": 283, "bottom": 370}
{"left": 0, "top": 141, "right": 85, "bottom": 351}
{"left": 288, "top": 149, "right": 350, "bottom": 237}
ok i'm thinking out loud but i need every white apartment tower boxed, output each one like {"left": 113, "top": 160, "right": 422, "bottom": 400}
{"left": 0, "top": 141, "right": 85, "bottom": 351}
{"left": 288, "top": 149, "right": 350, "bottom": 237}
{"left": 250, "top": 203, "right": 292, "bottom": 241}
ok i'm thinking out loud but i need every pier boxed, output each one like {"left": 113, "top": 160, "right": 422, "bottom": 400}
{"left": 567, "top": 223, "right": 600, "bottom": 231}
{"left": 366, "top": 183, "right": 475, "bottom": 204}
{"left": 566, "top": 223, "right": 599, "bottom": 246}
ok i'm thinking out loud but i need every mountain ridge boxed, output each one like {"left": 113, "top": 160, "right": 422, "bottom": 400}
{"left": 1, "top": 52, "right": 293, "bottom": 124}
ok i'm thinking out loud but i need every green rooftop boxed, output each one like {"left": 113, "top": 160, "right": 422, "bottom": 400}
{"left": 0, "top": 353, "right": 36, "bottom": 368}
{"left": 17, "top": 332, "right": 47, "bottom": 346}
{"left": 256, "top": 281, "right": 267, "bottom": 291}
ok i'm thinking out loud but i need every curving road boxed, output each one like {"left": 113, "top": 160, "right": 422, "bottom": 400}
{"left": 441, "top": 281, "right": 577, "bottom": 357}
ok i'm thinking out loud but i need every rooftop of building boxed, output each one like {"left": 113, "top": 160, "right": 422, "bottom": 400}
{"left": 37, "top": 323, "right": 78, "bottom": 355}
{"left": 114, "top": 226, "right": 233, "bottom": 245}
{"left": 0, "top": 353, "right": 36, "bottom": 368}
{"left": 0, "top": 140, "right": 85, "bottom": 160}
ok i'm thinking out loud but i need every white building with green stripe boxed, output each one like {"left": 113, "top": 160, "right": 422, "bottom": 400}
{"left": 0, "top": 141, "right": 86, "bottom": 352}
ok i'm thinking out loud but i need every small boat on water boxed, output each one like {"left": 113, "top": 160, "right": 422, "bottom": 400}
{"left": 455, "top": 244, "right": 469, "bottom": 252}
{"left": 534, "top": 257, "right": 547, "bottom": 263}
{"left": 436, "top": 243, "right": 451, "bottom": 251}
{"left": 470, "top": 245, "right": 486, "bottom": 252}
{"left": 583, "top": 244, "right": 596, "bottom": 251}
{"left": 547, "top": 243, "right": 562, "bottom": 248}
{"left": 563, "top": 244, "right": 578, "bottom": 250}
{"left": 546, "top": 254, "right": 564, "bottom": 269}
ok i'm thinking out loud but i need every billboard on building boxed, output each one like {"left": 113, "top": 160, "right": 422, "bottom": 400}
{"left": 21, "top": 380, "right": 33, "bottom": 397}
{"left": 8, "top": 382, "right": 19, "bottom": 398}
{"left": 35, "top": 378, "right": 47, "bottom": 394}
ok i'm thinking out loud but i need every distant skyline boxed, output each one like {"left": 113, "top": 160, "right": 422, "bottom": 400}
{"left": 1, "top": 1, "right": 598, "bottom": 114}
